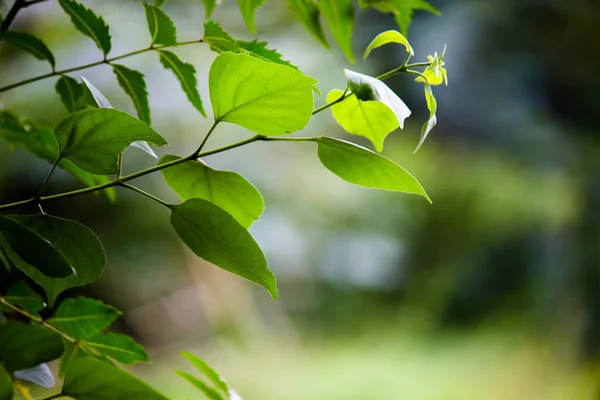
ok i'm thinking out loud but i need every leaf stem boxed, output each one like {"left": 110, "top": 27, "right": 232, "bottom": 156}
{"left": 37, "top": 394, "right": 64, "bottom": 400}
{"left": 35, "top": 159, "right": 59, "bottom": 199}
{"left": 118, "top": 183, "right": 171, "bottom": 208}
{"left": 193, "top": 121, "right": 219, "bottom": 156}
{"left": 0, "top": 40, "right": 204, "bottom": 93}
{"left": 311, "top": 87, "right": 349, "bottom": 115}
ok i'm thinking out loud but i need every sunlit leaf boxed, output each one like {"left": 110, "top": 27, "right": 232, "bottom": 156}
{"left": 203, "top": 0, "right": 217, "bottom": 18}
{"left": 10, "top": 214, "right": 106, "bottom": 307}
{"left": 327, "top": 89, "right": 398, "bottom": 152}
{"left": 209, "top": 52, "right": 317, "bottom": 136}
{"left": 170, "top": 198, "right": 278, "bottom": 299}
{"left": 237, "top": 39, "right": 298, "bottom": 70}
{"left": 345, "top": 69, "right": 410, "bottom": 128}
{"left": 53, "top": 108, "right": 167, "bottom": 175}
{"left": 315, "top": 137, "right": 430, "bottom": 201}
{"left": 0, "top": 281, "right": 45, "bottom": 317}
{"left": 158, "top": 50, "right": 206, "bottom": 117}
{"left": 0, "top": 364, "right": 12, "bottom": 400}
{"left": 363, "top": 29, "right": 413, "bottom": 59}
{"left": 143, "top": 3, "right": 177, "bottom": 46}
{"left": 47, "top": 297, "right": 120, "bottom": 340}
{"left": 160, "top": 155, "right": 264, "bottom": 228}
{"left": 358, "top": 0, "right": 440, "bottom": 35}
{"left": 203, "top": 20, "right": 240, "bottom": 53}
{"left": 58, "top": 0, "right": 111, "bottom": 56}
{"left": 182, "top": 352, "right": 229, "bottom": 394}
{"left": 0, "top": 30, "right": 55, "bottom": 68}
{"left": 55, "top": 75, "right": 84, "bottom": 113}
{"left": 238, "top": 0, "right": 265, "bottom": 33}
{"left": 286, "top": 0, "right": 328, "bottom": 47}
{"left": 414, "top": 46, "right": 447, "bottom": 86}
{"left": 177, "top": 371, "right": 226, "bottom": 400}
{"left": 112, "top": 64, "right": 151, "bottom": 125}
{"left": 415, "top": 83, "right": 437, "bottom": 152}
{"left": 62, "top": 356, "right": 169, "bottom": 400}
{"left": 14, "top": 363, "right": 55, "bottom": 389}
{"left": 82, "top": 333, "right": 148, "bottom": 365}
{"left": 318, "top": 0, "right": 354, "bottom": 62}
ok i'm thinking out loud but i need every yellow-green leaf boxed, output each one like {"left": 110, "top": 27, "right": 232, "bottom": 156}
{"left": 318, "top": 0, "right": 354, "bottom": 62}
{"left": 414, "top": 83, "right": 437, "bottom": 153}
{"left": 286, "top": 0, "right": 328, "bottom": 47}
{"left": 238, "top": 0, "right": 265, "bottom": 33}
{"left": 158, "top": 50, "right": 206, "bottom": 117}
{"left": 363, "top": 29, "right": 413, "bottom": 59}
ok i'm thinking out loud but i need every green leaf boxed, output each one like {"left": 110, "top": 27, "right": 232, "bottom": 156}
{"left": 143, "top": 3, "right": 177, "bottom": 46}
{"left": 62, "top": 356, "right": 169, "bottom": 400}
{"left": 286, "top": 0, "right": 328, "bottom": 47}
{"left": 238, "top": 0, "right": 265, "bottom": 34}
{"left": 177, "top": 371, "right": 226, "bottom": 400}
{"left": 0, "top": 321, "right": 64, "bottom": 373}
{"left": 112, "top": 64, "right": 151, "bottom": 125}
{"left": 0, "top": 30, "right": 55, "bottom": 68}
{"left": 47, "top": 297, "right": 121, "bottom": 340}
{"left": 58, "top": 0, "right": 111, "bottom": 56}
{"left": 415, "top": 46, "right": 447, "bottom": 86}
{"left": 155, "top": 0, "right": 167, "bottom": 6}
{"left": 327, "top": 89, "right": 398, "bottom": 152}
{"left": 358, "top": 0, "right": 439, "bottom": 35}
{"left": 415, "top": 83, "right": 437, "bottom": 153}
{"left": 203, "top": 20, "right": 240, "bottom": 53}
{"left": 10, "top": 214, "right": 106, "bottom": 308}
{"left": 53, "top": 108, "right": 167, "bottom": 175}
{"left": 203, "top": 0, "right": 217, "bottom": 18}
{"left": 237, "top": 39, "right": 298, "bottom": 70}
{"left": 0, "top": 216, "right": 73, "bottom": 279}
{"left": 82, "top": 333, "right": 148, "bottom": 365}
{"left": 344, "top": 69, "right": 411, "bottom": 128}
{"left": 160, "top": 155, "right": 264, "bottom": 229}
{"left": 0, "top": 364, "right": 12, "bottom": 400}
{"left": 182, "top": 352, "right": 229, "bottom": 394}
{"left": 317, "top": 0, "right": 354, "bottom": 62}
{"left": 209, "top": 52, "right": 317, "bottom": 136}
{"left": 158, "top": 50, "right": 206, "bottom": 117}
{"left": 170, "top": 199, "right": 278, "bottom": 299}
{"left": 59, "top": 341, "right": 78, "bottom": 377}
{"left": 363, "top": 29, "right": 413, "bottom": 59}
{"left": 55, "top": 75, "right": 84, "bottom": 113}
{"left": 0, "top": 281, "right": 45, "bottom": 317}
{"left": 315, "top": 137, "right": 430, "bottom": 202}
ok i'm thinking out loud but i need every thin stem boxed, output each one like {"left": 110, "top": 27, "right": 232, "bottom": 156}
{"left": 0, "top": 40, "right": 203, "bottom": 93}
{"left": 23, "top": 0, "right": 52, "bottom": 7}
{"left": 37, "top": 394, "right": 64, "bottom": 400}
{"left": 193, "top": 121, "right": 219, "bottom": 156}
{"left": 312, "top": 87, "right": 349, "bottom": 115}
{"left": 117, "top": 153, "right": 124, "bottom": 178}
{"left": 405, "top": 69, "right": 429, "bottom": 82}
{"left": 119, "top": 183, "right": 171, "bottom": 208}
{"left": 35, "top": 159, "right": 59, "bottom": 199}
{"left": 0, "top": 0, "right": 26, "bottom": 31}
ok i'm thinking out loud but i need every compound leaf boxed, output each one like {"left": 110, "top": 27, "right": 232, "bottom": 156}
{"left": 237, "top": 39, "right": 298, "bottom": 70}
{"left": 203, "top": 0, "right": 217, "bottom": 18}
{"left": 0, "top": 30, "right": 55, "bottom": 68}
{"left": 82, "top": 333, "right": 148, "bottom": 365}
{"left": 58, "top": 0, "right": 111, "bottom": 56}
{"left": 182, "top": 352, "right": 229, "bottom": 394}
{"left": 0, "top": 281, "right": 45, "bottom": 317}
{"left": 143, "top": 3, "right": 177, "bottom": 46}
{"left": 112, "top": 64, "right": 151, "bottom": 125}
{"left": 317, "top": 0, "right": 354, "bottom": 62}
{"left": 47, "top": 297, "right": 120, "bottom": 340}
{"left": 238, "top": 0, "right": 265, "bottom": 33}
{"left": 56, "top": 75, "right": 84, "bottom": 113}
{"left": 286, "top": 0, "right": 328, "bottom": 47}
{"left": 203, "top": 20, "right": 240, "bottom": 53}
{"left": 158, "top": 50, "right": 206, "bottom": 117}
{"left": 177, "top": 371, "right": 225, "bottom": 400}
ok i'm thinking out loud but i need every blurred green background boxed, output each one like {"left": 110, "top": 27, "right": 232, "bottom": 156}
{"left": 1, "top": 0, "right": 600, "bottom": 398}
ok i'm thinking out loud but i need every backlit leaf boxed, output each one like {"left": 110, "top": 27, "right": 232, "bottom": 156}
{"left": 112, "top": 64, "right": 151, "bottom": 125}
{"left": 158, "top": 50, "right": 206, "bottom": 117}
{"left": 160, "top": 155, "right": 264, "bottom": 228}
{"left": 238, "top": 0, "right": 265, "bottom": 33}
{"left": 203, "top": 20, "right": 240, "bottom": 53}
{"left": 56, "top": 75, "right": 84, "bottom": 113}
{"left": 0, "top": 30, "right": 55, "bottom": 68}
{"left": 363, "top": 29, "right": 413, "bottom": 59}
{"left": 318, "top": 0, "right": 354, "bottom": 62}
{"left": 414, "top": 46, "right": 447, "bottom": 86}
{"left": 286, "top": 0, "right": 328, "bottom": 47}
{"left": 203, "top": 0, "right": 217, "bottom": 18}
{"left": 170, "top": 198, "right": 277, "bottom": 299}
{"left": 82, "top": 333, "right": 148, "bottom": 365}
{"left": 143, "top": 3, "right": 177, "bottom": 46}
{"left": 327, "top": 89, "right": 398, "bottom": 152}
{"left": 182, "top": 352, "right": 229, "bottom": 394}
{"left": 53, "top": 108, "right": 167, "bottom": 175}
{"left": 237, "top": 39, "right": 298, "bottom": 70}
{"left": 315, "top": 137, "right": 430, "bottom": 201}
{"left": 414, "top": 83, "right": 437, "bottom": 153}
{"left": 177, "top": 371, "right": 225, "bottom": 400}
{"left": 47, "top": 297, "right": 120, "bottom": 340}
{"left": 357, "top": 0, "right": 440, "bottom": 35}
{"left": 0, "top": 281, "right": 45, "bottom": 317}
{"left": 209, "top": 52, "right": 317, "bottom": 136}
{"left": 58, "top": 0, "right": 111, "bottom": 56}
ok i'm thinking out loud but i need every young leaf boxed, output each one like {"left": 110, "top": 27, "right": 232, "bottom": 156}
{"left": 203, "top": 20, "right": 240, "bottom": 53}
{"left": 62, "top": 356, "right": 169, "bottom": 400}
{"left": 203, "top": 0, "right": 217, "bottom": 18}
{"left": 158, "top": 50, "right": 206, "bottom": 117}
{"left": 143, "top": 3, "right": 177, "bottom": 46}
{"left": 112, "top": 64, "right": 151, "bottom": 125}
{"left": 286, "top": 0, "right": 328, "bottom": 47}
{"left": 47, "top": 297, "right": 121, "bottom": 340}
{"left": 53, "top": 108, "right": 167, "bottom": 175}
{"left": 0, "top": 321, "right": 64, "bottom": 373}
{"left": 237, "top": 40, "right": 298, "bottom": 70}
{"left": 10, "top": 214, "right": 106, "bottom": 308}
{"left": 363, "top": 29, "right": 413, "bottom": 59}
{"left": 13, "top": 363, "right": 55, "bottom": 389}
{"left": 177, "top": 371, "right": 226, "bottom": 400}
{"left": 358, "top": 0, "right": 440, "bottom": 35}
{"left": 0, "top": 281, "right": 45, "bottom": 317}
{"left": 327, "top": 89, "right": 398, "bottom": 152}
{"left": 317, "top": 0, "right": 355, "bottom": 62}
{"left": 315, "top": 137, "right": 430, "bottom": 202}
{"left": 209, "top": 52, "right": 317, "bottom": 136}
{"left": 0, "top": 30, "right": 55, "bottom": 69}
{"left": 345, "top": 69, "right": 411, "bottom": 128}
{"left": 170, "top": 199, "right": 278, "bottom": 299}
{"left": 160, "top": 155, "right": 264, "bottom": 229}
{"left": 414, "top": 46, "right": 447, "bottom": 86}
{"left": 181, "top": 352, "right": 229, "bottom": 394}
{"left": 58, "top": 0, "right": 111, "bottom": 56}
{"left": 56, "top": 75, "right": 84, "bottom": 113}
{"left": 82, "top": 333, "right": 149, "bottom": 365}
{"left": 238, "top": 0, "right": 265, "bottom": 33}
{"left": 415, "top": 83, "right": 437, "bottom": 153}
{"left": 0, "top": 216, "right": 73, "bottom": 279}
{"left": 0, "top": 365, "right": 12, "bottom": 400}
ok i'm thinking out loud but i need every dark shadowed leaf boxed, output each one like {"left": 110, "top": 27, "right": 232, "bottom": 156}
{"left": 160, "top": 155, "right": 264, "bottom": 228}
{"left": 14, "top": 363, "right": 55, "bottom": 389}
{"left": 177, "top": 371, "right": 225, "bottom": 400}
{"left": 55, "top": 75, "right": 84, "bottom": 113}
{"left": 143, "top": 3, "right": 177, "bottom": 46}
{"left": 315, "top": 137, "right": 430, "bottom": 201}
{"left": 82, "top": 333, "right": 148, "bottom": 365}
{"left": 238, "top": 0, "right": 265, "bottom": 33}
{"left": 47, "top": 297, "right": 120, "bottom": 340}
{"left": 0, "top": 281, "right": 45, "bottom": 317}
{"left": 170, "top": 199, "right": 277, "bottom": 299}
{"left": 158, "top": 50, "right": 206, "bottom": 117}
{"left": 318, "top": 0, "right": 354, "bottom": 62}
{"left": 0, "top": 30, "right": 55, "bottom": 68}
{"left": 286, "top": 0, "right": 328, "bottom": 47}
{"left": 182, "top": 352, "right": 229, "bottom": 394}
{"left": 62, "top": 356, "right": 169, "bottom": 400}
{"left": 112, "top": 64, "right": 151, "bottom": 125}
{"left": 0, "top": 364, "right": 12, "bottom": 400}
{"left": 58, "top": 0, "right": 111, "bottom": 55}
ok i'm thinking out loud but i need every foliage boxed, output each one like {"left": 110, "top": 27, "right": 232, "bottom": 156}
{"left": 0, "top": 0, "right": 445, "bottom": 398}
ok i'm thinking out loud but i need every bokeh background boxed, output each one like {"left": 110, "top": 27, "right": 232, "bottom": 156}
{"left": 1, "top": 0, "right": 600, "bottom": 398}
